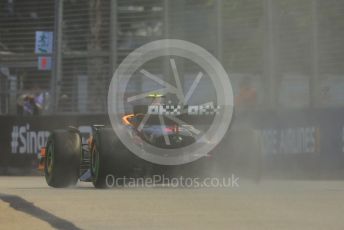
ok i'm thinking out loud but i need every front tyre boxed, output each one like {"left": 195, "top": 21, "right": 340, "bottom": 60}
{"left": 45, "top": 130, "right": 81, "bottom": 188}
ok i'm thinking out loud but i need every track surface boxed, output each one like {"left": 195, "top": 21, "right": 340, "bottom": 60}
{"left": 0, "top": 177, "right": 344, "bottom": 230}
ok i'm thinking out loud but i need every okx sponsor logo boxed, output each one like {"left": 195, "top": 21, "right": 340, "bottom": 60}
{"left": 11, "top": 124, "right": 50, "bottom": 154}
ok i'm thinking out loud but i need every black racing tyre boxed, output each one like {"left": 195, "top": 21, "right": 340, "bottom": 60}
{"left": 91, "top": 127, "right": 118, "bottom": 188}
{"left": 45, "top": 130, "right": 81, "bottom": 188}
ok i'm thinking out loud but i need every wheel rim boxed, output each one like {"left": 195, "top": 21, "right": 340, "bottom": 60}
{"left": 91, "top": 145, "right": 100, "bottom": 180}
{"left": 46, "top": 140, "right": 54, "bottom": 175}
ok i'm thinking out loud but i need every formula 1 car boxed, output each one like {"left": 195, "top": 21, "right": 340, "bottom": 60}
{"left": 38, "top": 120, "right": 262, "bottom": 188}
{"left": 38, "top": 93, "right": 263, "bottom": 188}
{"left": 38, "top": 112, "right": 200, "bottom": 188}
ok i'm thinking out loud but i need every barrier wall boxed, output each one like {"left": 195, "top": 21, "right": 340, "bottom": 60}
{"left": 254, "top": 109, "right": 344, "bottom": 178}
{"left": 0, "top": 110, "right": 343, "bottom": 177}
{"left": 0, "top": 115, "right": 109, "bottom": 171}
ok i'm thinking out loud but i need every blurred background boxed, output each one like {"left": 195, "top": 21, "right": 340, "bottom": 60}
{"left": 0, "top": 0, "right": 343, "bottom": 178}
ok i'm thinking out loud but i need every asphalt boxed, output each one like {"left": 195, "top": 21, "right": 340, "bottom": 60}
{"left": 0, "top": 177, "right": 344, "bottom": 230}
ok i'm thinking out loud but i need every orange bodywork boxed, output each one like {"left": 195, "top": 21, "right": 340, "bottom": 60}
{"left": 37, "top": 115, "right": 135, "bottom": 172}
{"left": 122, "top": 114, "right": 135, "bottom": 126}
{"left": 38, "top": 147, "right": 46, "bottom": 171}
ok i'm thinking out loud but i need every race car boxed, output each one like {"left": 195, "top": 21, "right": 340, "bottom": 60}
{"left": 38, "top": 105, "right": 202, "bottom": 188}
{"left": 38, "top": 93, "right": 263, "bottom": 188}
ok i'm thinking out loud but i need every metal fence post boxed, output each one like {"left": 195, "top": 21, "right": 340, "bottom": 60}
{"left": 264, "top": 0, "right": 278, "bottom": 109}
{"left": 216, "top": 0, "right": 223, "bottom": 63}
{"left": 311, "top": 0, "right": 319, "bottom": 108}
{"left": 110, "top": 0, "right": 117, "bottom": 74}
{"left": 51, "top": 0, "right": 63, "bottom": 113}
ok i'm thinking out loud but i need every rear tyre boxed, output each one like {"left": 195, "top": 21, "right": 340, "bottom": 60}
{"left": 45, "top": 130, "right": 81, "bottom": 188}
{"left": 91, "top": 128, "right": 117, "bottom": 188}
